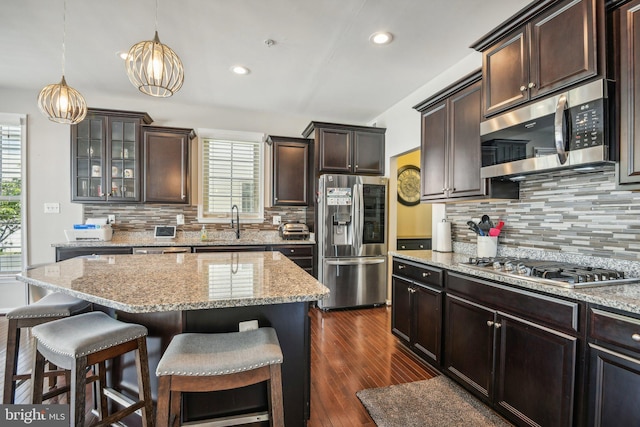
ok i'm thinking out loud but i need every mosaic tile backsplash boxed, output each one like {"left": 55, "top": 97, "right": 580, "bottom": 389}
{"left": 84, "top": 204, "right": 308, "bottom": 233}
{"left": 445, "top": 165, "right": 640, "bottom": 261}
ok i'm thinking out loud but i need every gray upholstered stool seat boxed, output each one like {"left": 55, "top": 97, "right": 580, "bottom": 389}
{"left": 31, "top": 311, "right": 154, "bottom": 427}
{"left": 156, "top": 328, "right": 284, "bottom": 427}
{"left": 3, "top": 292, "right": 91, "bottom": 404}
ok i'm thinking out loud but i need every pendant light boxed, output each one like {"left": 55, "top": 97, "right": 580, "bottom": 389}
{"left": 37, "top": 0, "right": 87, "bottom": 125}
{"left": 125, "top": 0, "right": 184, "bottom": 97}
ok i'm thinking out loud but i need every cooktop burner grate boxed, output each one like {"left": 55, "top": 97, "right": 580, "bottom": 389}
{"left": 463, "top": 257, "right": 639, "bottom": 288}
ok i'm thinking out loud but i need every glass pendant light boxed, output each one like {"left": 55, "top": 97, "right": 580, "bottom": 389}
{"left": 37, "top": 0, "right": 87, "bottom": 124}
{"left": 125, "top": 0, "right": 184, "bottom": 97}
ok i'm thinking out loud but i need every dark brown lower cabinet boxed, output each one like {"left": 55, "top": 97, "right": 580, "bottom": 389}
{"left": 444, "top": 273, "right": 578, "bottom": 427}
{"left": 588, "top": 344, "right": 640, "bottom": 427}
{"left": 391, "top": 259, "right": 443, "bottom": 366}
{"left": 56, "top": 246, "right": 133, "bottom": 261}
{"left": 587, "top": 306, "right": 640, "bottom": 426}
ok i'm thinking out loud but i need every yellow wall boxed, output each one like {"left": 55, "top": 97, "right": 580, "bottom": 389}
{"left": 396, "top": 150, "right": 432, "bottom": 237}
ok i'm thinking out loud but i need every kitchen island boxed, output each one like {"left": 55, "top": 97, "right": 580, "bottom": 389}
{"left": 18, "top": 251, "right": 329, "bottom": 426}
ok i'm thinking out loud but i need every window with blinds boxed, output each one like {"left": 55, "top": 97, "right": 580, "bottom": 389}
{"left": 200, "top": 136, "right": 264, "bottom": 221}
{"left": 0, "top": 121, "right": 22, "bottom": 273}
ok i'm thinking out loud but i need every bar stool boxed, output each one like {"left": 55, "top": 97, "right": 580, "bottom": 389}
{"left": 30, "top": 311, "right": 154, "bottom": 427}
{"left": 156, "top": 328, "right": 284, "bottom": 427}
{"left": 3, "top": 292, "right": 91, "bottom": 404}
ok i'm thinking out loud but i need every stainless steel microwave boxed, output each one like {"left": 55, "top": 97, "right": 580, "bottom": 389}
{"left": 480, "top": 79, "right": 613, "bottom": 179}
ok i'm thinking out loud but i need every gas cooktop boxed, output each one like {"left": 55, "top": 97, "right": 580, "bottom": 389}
{"left": 462, "top": 257, "right": 640, "bottom": 289}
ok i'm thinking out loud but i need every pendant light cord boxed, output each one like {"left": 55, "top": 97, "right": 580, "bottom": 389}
{"left": 61, "top": 0, "right": 67, "bottom": 76}
{"left": 155, "top": 0, "right": 158, "bottom": 31}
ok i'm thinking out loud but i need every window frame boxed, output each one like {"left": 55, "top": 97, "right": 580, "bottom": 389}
{"left": 0, "top": 113, "right": 26, "bottom": 274}
{"left": 197, "top": 128, "right": 266, "bottom": 224}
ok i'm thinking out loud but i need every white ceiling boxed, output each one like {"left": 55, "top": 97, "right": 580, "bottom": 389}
{"left": 1, "top": 0, "right": 531, "bottom": 124}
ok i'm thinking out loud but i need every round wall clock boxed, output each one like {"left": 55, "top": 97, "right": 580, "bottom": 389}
{"left": 397, "top": 165, "right": 421, "bottom": 206}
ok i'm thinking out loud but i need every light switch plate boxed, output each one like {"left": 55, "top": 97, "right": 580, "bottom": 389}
{"left": 44, "top": 202, "right": 60, "bottom": 214}
{"left": 272, "top": 215, "right": 281, "bottom": 225}
{"left": 176, "top": 214, "right": 185, "bottom": 225}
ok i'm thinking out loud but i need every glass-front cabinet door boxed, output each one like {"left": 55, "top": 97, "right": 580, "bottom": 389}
{"left": 108, "top": 118, "right": 139, "bottom": 201}
{"left": 71, "top": 109, "right": 151, "bottom": 203}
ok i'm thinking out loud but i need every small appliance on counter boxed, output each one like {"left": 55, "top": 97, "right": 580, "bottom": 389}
{"left": 64, "top": 218, "right": 113, "bottom": 241}
{"left": 279, "top": 222, "right": 310, "bottom": 240}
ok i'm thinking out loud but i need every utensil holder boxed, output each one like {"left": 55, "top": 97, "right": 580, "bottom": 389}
{"left": 477, "top": 236, "right": 498, "bottom": 258}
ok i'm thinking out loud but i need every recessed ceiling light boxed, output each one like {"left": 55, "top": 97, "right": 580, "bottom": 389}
{"left": 369, "top": 32, "right": 393, "bottom": 45}
{"left": 231, "top": 65, "right": 250, "bottom": 75}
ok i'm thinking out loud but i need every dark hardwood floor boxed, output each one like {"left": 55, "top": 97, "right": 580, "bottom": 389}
{"left": 0, "top": 305, "right": 438, "bottom": 426}
{"left": 308, "top": 305, "right": 438, "bottom": 427}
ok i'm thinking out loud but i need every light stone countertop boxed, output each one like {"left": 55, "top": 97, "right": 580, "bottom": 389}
{"left": 390, "top": 250, "right": 640, "bottom": 315}
{"left": 52, "top": 230, "right": 315, "bottom": 248}
{"left": 18, "top": 252, "right": 329, "bottom": 313}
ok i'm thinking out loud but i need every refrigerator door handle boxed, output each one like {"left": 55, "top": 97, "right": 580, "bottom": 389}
{"left": 352, "top": 183, "right": 363, "bottom": 254}
{"left": 325, "top": 258, "right": 386, "bottom": 266}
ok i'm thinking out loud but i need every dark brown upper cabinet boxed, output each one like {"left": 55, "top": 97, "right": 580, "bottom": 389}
{"left": 302, "top": 122, "right": 386, "bottom": 176}
{"left": 615, "top": 0, "right": 640, "bottom": 189}
{"left": 142, "top": 125, "right": 194, "bottom": 204}
{"left": 472, "top": 0, "right": 603, "bottom": 117}
{"left": 270, "top": 136, "right": 311, "bottom": 206}
{"left": 413, "top": 71, "right": 518, "bottom": 203}
{"left": 71, "top": 109, "right": 152, "bottom": 203}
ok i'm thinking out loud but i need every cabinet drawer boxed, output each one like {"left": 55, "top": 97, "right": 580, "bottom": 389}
{"left": 270, "top": 245, "right": 313, "bottom": 257}
{"left": 447, "top": 272, "right": 580, "bottom": 334}
{"left": 392, "top": 259, "right": 442, "bottom": 288}
{"left": 590, "top": 307, "right": 640, "bottom": 354}
{"left": 397, "top": 238, "right": 432, "bottom": 250}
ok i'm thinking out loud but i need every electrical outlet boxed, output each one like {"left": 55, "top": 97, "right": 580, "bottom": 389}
{"left": 239, "top": 320, "right": 259, "bottom": 332}
{"left": 44, "top": 202, "right": 60, "bottom": 214}
{"left": 272, "top": 215, "right": 281, "bottom": 225}
{"left": 176, "top": 214, "right": 185, "bottom": 225}
{"left": 107, "top": 214, "right": 116, "bottom": 224}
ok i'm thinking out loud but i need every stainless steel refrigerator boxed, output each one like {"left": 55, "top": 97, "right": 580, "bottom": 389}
{"left": 317, "top": 174, "right": 388, "bottom": 309}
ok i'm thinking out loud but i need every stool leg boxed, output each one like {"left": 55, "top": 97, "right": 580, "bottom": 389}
{"left": 96, "top": 361, "right": 109, "bottom": 420}
{"left": 71, "top": 356, "right": 88, "bottom": 427}
{"left": 269, "top": 364, "right": 284, "bottom": 427}
{"left": 169, "top": 390, "right": 181, "bottom": 427}
{"left": 156, "top": 376, "right": 171, "bottom": 427}
{"left": 30, "top": 347, "right": 46, "bottom": 404}
{"left": 134, "top": 337, "right": 154, "bottom": 427}
{"left": 3, "top": 319, "right": 20, "bottom": 404}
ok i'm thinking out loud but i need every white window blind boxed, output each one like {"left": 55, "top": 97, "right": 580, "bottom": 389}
{"left": 0, "top": 119, "right": 23, "bottom": 273}
{"left": 199, "top": 129, "right": 265, "bottom": 222}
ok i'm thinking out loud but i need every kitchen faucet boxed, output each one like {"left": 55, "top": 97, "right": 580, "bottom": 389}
{"left": 231, "top": 204, "right": 240, "bottom": 239}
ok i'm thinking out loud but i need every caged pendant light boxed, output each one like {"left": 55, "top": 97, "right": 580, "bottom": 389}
{"left": 125, "top": 0, "right": 184, "bottom": 97}
{"left": 37, "top": 0, "right": 87, "bottom": 125}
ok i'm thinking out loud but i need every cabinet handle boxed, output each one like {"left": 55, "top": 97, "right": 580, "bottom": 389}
{"left": 355, "top": 165, "right": 359, "bottom": 168}
{"left": 487, "top": 320, "right": 494, "bottom": 327}
{"left": 398, "top": 265, "right": 405, "bottom": 269}
{"left": 422, "top": 272, "right": 431, "bottom": 277}
{"left": 528, "top": 82, "right": 536, "bottom": 89}
{"left": 442, "top": 188, "right": 446, "bottom": 192}
{"left": 290, "top": 249, "right": 294, "bottom": 253}
{"left": 275, "top": 197, "right": 278, "bottom": 201}
{"left": 401, "top": 245, "right": 406, "bottom": 249}
{"left": 520, "top": 85, "right": 527, "bottom": 92}
{"left": 419, "top": 245, "right": 423, "bottom": 248}
{"left": 495, "top": 322, "right": 502, "bottom": 329}
{"left": 348, "top": 164, "right": 352, "bottom": 168}
{"left": 408, "top": 287, "right": 416, "bottom": 294}
{"left": 632, "top": 333, "right": 640, "bottom": 342}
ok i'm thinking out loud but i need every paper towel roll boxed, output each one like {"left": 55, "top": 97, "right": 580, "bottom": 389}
{"left": 435, "top": 220, "right": 452, "bottom": 252}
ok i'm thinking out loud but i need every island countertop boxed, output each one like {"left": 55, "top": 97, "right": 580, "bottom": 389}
{"left": 17, "top": 252, "right": 329, "bottom": 313}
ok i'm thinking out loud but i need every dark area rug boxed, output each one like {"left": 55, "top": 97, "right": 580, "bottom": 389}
{"left": 356, "top": 375, "right": 513, "bottom": 427}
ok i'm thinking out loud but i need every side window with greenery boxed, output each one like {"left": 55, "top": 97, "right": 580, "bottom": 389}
{"left": 0, "top": 121, "right": 22, "bottom": 273}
